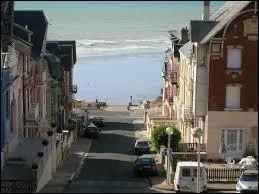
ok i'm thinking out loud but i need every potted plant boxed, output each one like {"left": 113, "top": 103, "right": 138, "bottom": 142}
{"left": 38, "top": 152, "right": 44, "bottom": 157}
{"left": 42, "top": 139, "right": 49, "bottom": 146}
{"left": 32, "top": 163, "right": 38, "bottom": 169}
{"left": 47, "top": 130, "right": 53, "bottom": 136}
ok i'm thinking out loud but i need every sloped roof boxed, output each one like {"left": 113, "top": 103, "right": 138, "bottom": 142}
{"left": 190, "top": 20, "right": 218, "bottom": 42}
{"left": 14, "top": 10, "right": 48, "bottom": 60}
{"left": 57, "top": 41, "right": 77, "bottom": 65}
{"left": 46, "top": 41, "right": 61, "bottom": 56}
{"left": 179, "top": 41, "right": 193, "bottom": 59}
{"left": 200, "top": 1, "right": 251, "bottom": 43}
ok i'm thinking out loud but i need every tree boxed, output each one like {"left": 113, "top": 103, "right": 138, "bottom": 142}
{"left": 151, "top": 125, "right": 181, "bottom": 152}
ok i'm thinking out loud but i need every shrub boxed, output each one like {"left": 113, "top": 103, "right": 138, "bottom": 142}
{"left": 243, "top": 149, "right": 257, "bottom": 158}
{"left": 151, "top": 124, "right": 181, "bottom": 153}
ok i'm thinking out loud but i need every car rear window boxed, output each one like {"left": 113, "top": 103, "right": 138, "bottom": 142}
{"left": 139, "top": 158, "right": 154, "bottom": 165}
{"left": 136, "top": 141, "right": 148, "bottom": 147}
{"left": 240, "top": 173, "right": 258, "bottom": 182}
{"left": 182, "top": 168, "right": 191, "bottom": 177}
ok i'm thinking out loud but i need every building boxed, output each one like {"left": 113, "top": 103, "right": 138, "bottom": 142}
{"left": 187, "top": 1, "right": 258, "bottom": 160}
{"left": 162, "top": 28, "right": 189, "bottom": 119}
{"left": 1, "top": 1, "right": 14, "bottom": 170}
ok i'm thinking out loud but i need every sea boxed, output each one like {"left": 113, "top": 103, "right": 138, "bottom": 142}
{"left": 15, "top": 1, "right": 225, "bottom": 105}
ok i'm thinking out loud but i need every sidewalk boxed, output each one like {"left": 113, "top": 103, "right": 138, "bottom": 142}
{"left": 39, "top": 138, "right": 92, "bottom": 193}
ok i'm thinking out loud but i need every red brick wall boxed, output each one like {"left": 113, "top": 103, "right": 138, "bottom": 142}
{"left": 208, "top": 5, "right": 258, "bottom": 111}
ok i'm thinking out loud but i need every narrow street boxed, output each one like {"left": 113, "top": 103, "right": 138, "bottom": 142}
{"left": 63, "top": 108, "right": 161, "bottom": 193}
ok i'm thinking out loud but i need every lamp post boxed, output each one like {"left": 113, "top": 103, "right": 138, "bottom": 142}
{"left": 166, "top": 126, "right": 174, "bottom": 185}
{"left": 192, "top": 127, "right": 202, "bottom": 193}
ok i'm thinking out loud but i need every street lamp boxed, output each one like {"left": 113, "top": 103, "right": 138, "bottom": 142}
{"left": 166, "top": 126, "right": 174, "bottom": 185}
{"left": 191, "top": 127, "right": 202, "bottom": 193}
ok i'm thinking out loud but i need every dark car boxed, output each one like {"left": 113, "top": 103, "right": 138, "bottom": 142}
{"left": 134, "top": 139, "right": 150, "bottom": 155}
{"left": 83, "top": 124, "right": 99, "bottom": 139}
{"left": 89, "top": 116, "right": 104, "bottom": 128}
{"left": 133, "top": 155, "right": 158, "bottom": 177}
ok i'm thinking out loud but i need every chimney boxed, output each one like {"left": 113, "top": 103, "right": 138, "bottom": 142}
{"left": 202, "top": 1, "right": 210, "bottom": 20}
{"left": 181, "top": 27, "right": 189, "bottom": 44}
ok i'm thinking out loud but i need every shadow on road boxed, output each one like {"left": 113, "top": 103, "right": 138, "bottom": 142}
{"left": 88, "top": 132, "right": 137, "bottom": 155}
{"left": 102, "top": 122, "right": 135, "bottom": 131}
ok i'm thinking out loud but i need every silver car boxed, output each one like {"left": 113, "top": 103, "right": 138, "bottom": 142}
{"left": 236, "top": 169, "right": 258, "bottom": 193}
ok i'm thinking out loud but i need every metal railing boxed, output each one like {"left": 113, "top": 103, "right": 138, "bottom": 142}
{"left": 32, "top": 71, "right": 47, "bottom": 85}
{"left": 206, "top": 168, "right": 244, "bottom": 183}
{"left": 170, "top": 70, "right": 178, "bottom": 84}
{"left": 1, "top": 179, "right": 36, "bottom": 193}
{"left": 181, "top": 105, "right": 193, "bottom": 122}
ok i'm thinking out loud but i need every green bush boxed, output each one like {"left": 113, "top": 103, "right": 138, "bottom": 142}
{"left": 151, "top": 125, "right": 181, "bottom": 152}
{"left": 243, "top": 149, "right": 257, "bottom": 158}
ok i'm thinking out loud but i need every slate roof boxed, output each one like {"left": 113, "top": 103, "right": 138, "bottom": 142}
{"left": 46, "top": 41, "right": 61, "bottom": 56}
{"left": 190, "top": 20, "right": 218, "bottom": 42}
{"left": 179, "top": 41, "right": 193, "bottom": 59}
{"left": 14, "top": 10, "right": 48, "bottom": 60}
{"left": 200, "top": 1, "right": 251, "bottom": 43}
{"left": 57, "top": 41, "right": 77, "bottom": 65}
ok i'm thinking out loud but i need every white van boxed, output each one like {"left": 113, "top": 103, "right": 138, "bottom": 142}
{"left": 173, "top": 161, "right": 207, "bottom": 193}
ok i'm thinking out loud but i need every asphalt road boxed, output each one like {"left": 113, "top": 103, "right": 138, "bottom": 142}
{"left": 63, "top": 109, "right": 162, "bottom": 193}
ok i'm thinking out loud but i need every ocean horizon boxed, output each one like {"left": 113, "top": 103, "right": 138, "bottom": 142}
{"left": 15, "top": 1, "right": 225, "bottom": 105}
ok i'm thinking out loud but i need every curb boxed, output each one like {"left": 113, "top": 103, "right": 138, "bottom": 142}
{"left": 62, "top": 140, "right": 92, "bottom": 191}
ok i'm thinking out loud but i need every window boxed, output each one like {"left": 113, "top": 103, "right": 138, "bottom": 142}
{"left": 182, "top": 168, "right": 191, "bottom": 177}
{"left": 221, "top": 128, "right": 244, "bottom": 153}
{"left": 227, "top": 48, "right": 242, "bottom": 69}
{"left": 226, "top": 85, "right": 240, "bottom": 109}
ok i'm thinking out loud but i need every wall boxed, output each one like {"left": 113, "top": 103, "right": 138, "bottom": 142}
{"left": 36, "top": 150, "right": 54, "bottom": 192}
{"left": 208, "top": 6, "right": 258, "bottom": 111}
{"left": 206, "top": 111, "right": 258, "bottom": 160}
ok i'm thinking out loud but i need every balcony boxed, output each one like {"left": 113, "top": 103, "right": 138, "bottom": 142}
{"left": 170, "top": 70, "right": 178, "bottom": 85}
{"left": 32, "top": 71, "right": 47, "bottom": 85}
{"left": 172, "top": 143, "right": 207, "bottom": 152}
{"left": 181, "top": 106, "right": 193, "bottom": 122}
{"left": 168, "top": 96, "right": 173, "bottom": 105}
{"left": 27, "top": 103, "right": 40, "bottom": 121}
{"left": 71, "top": 85, "right": 77, "bottom": 94}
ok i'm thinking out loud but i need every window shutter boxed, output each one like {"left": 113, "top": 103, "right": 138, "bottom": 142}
{"left": 227, "top": 48, "right": 242, "bottom": 68}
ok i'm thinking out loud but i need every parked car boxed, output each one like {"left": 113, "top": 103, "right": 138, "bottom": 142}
{"left": 134, "top": 139, "right": 150, "bottom": 155}
{"left": 83, "top": 123, "right": 99, "bottom": 139}
{"left": 173, "top": 161, "right": 207, "bottom": 193}
{"left": 89, "top": 116, "right": 104, "bottom": 128}
{"left": 236, "top": 169, "right": 258, "bottom": 193}
{"left": 133, "top": 155, "right": 158, "bottom": 177}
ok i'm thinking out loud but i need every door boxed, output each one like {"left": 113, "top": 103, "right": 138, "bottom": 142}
{"left": 192, "top": 167, "right": 205, "bottom": 193}
{"left": 220, "top": 129, "right": 244, "bottom": 159}
{"left": 180, "top": 168, "right": 192, "bottom": 192}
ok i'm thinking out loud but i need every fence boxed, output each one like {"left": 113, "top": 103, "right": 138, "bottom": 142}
{"left": 205, "top": 168, "right": 245, "bottom": 183}
{"left": 1, "top": 179, "right": 36, "bottom": 193}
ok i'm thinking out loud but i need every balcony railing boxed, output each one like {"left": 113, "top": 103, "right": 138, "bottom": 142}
{"left": 71, "top": 85, "right": 77, "bottom": 93}
{"left": 170, "top": 70, "right": 178, "bottom": 85}
{"left": 27, "top": 103, "right": 40, "bottom": 121}
{"left": 32, "top": 71, "right": 47, "bottom": 85}
{"left": 171, "top": 143, "right": 207, "bottom": 152}
{"left": 168, "top": 96, "right": 173, "bottom": 105}
{"left": 181, "top": 106, "right": 193, "bottom": 122}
